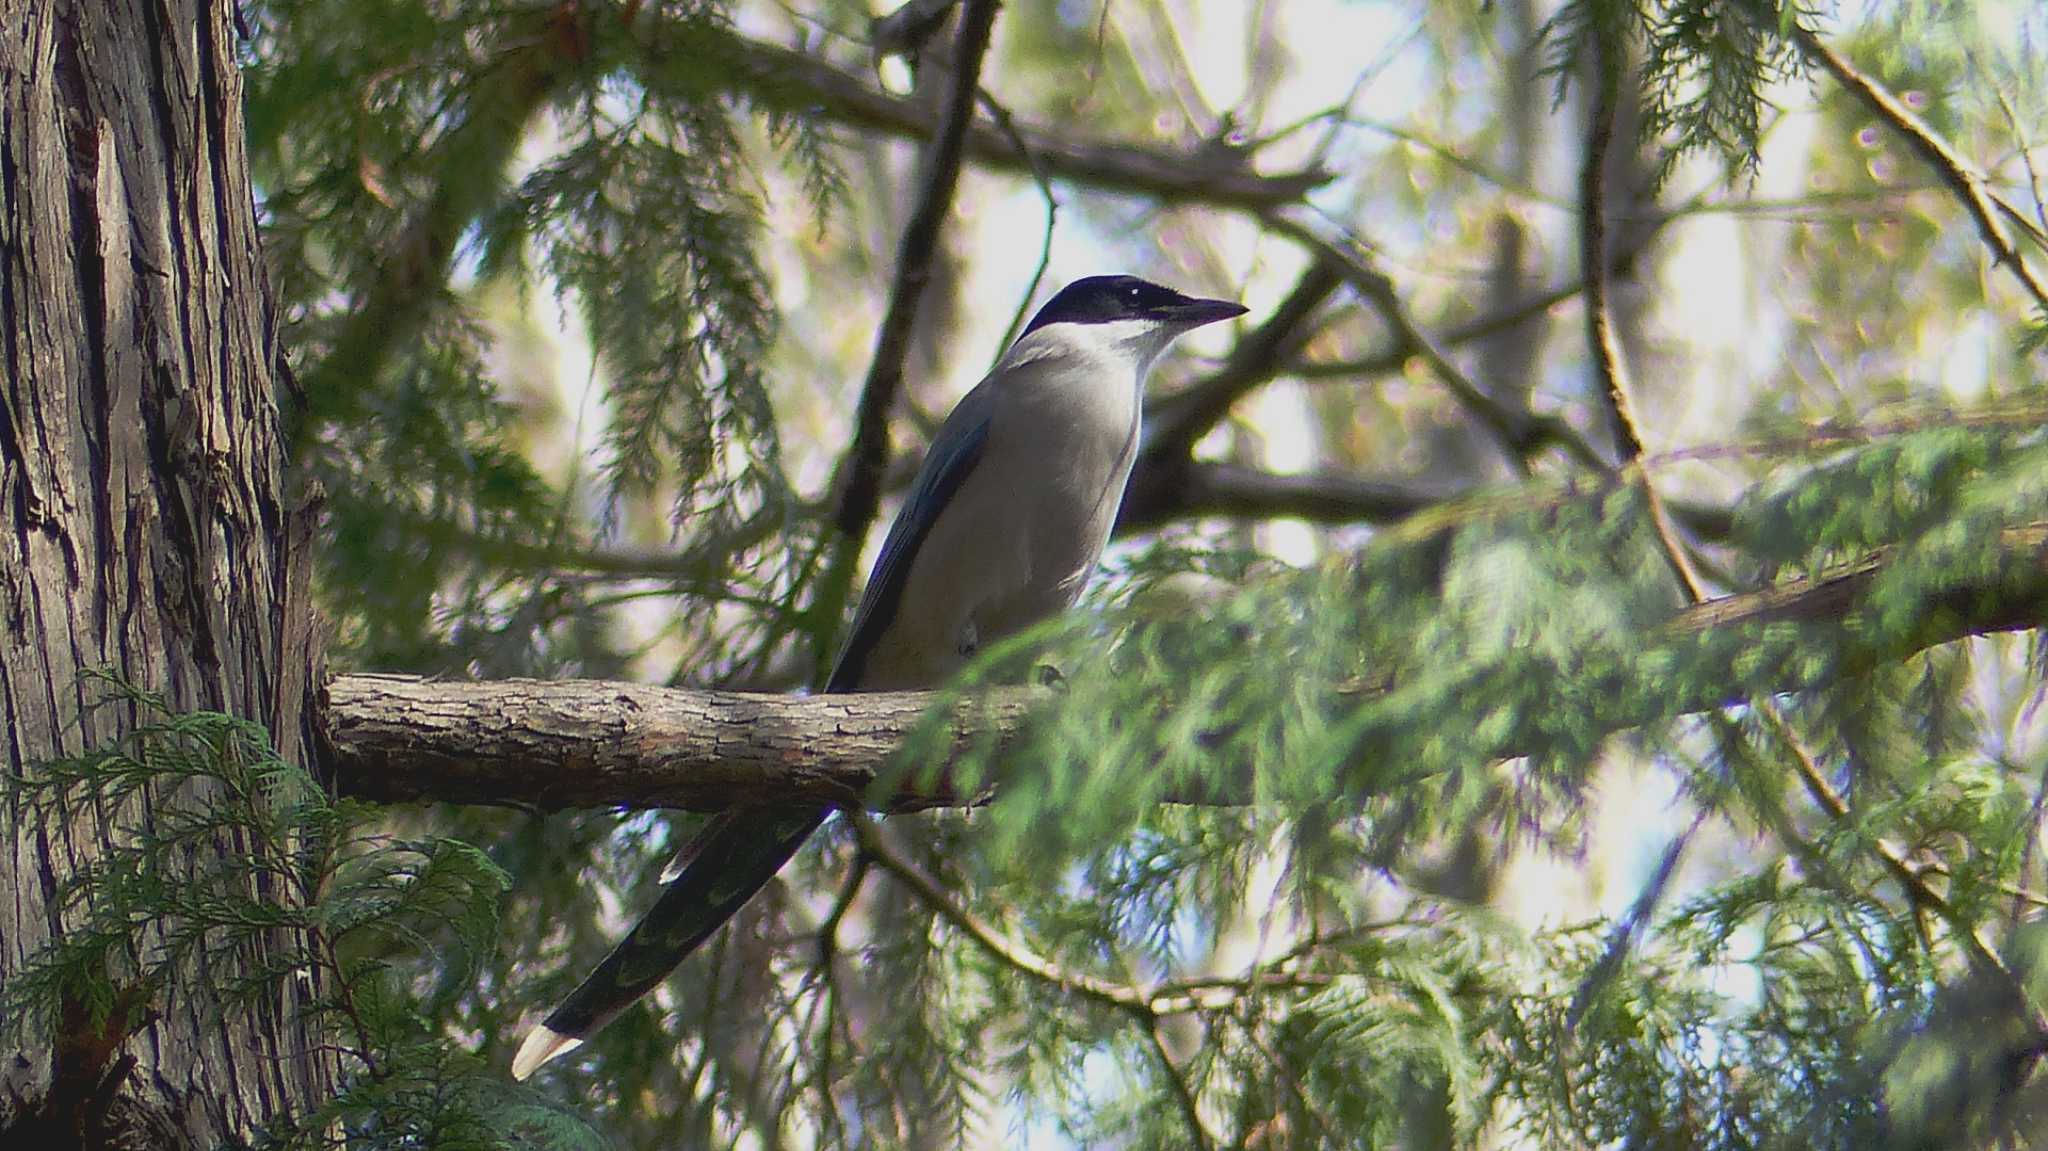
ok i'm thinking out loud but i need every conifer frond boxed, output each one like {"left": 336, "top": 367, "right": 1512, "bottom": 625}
{"left": 3, "top": 680, "right": 595, "bottom": 1151}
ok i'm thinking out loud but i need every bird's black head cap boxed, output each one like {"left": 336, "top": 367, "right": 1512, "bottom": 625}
{"left": 1020, "top": 275, "right": 1246, "bottom": 337}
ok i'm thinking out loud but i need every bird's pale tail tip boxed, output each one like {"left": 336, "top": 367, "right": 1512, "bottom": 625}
{"left": 510, "top": 1025, "right": 583, "bottom": 1081}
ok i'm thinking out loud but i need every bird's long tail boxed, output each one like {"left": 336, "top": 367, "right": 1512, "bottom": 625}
{"left": 510, "top": 806, "right": 829, "bottom": 1080}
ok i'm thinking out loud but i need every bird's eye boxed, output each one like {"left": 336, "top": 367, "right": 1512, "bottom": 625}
{"left": 1125, "top": 287, "right": 1143, "bottom": 301}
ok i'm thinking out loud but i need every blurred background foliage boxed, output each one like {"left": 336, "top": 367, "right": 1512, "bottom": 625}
{"left": 237, "top": 0, "right": 2048, "bottom": 1145}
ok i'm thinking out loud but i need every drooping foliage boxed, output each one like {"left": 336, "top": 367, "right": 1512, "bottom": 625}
{"left": 0, "top": 676, "right": 601, "bottom": 1151}
{"left": 246, "top": 0, "right": 828, "bottom": 673}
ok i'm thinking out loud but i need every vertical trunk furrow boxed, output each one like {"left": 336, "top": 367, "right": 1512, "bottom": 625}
{"left": 2, "top": 3, "right": 327, "bottom": 1146}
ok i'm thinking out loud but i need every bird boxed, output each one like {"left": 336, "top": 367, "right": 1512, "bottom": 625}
{"left": 510, "top": 274, "right": 1247, "bottom": 1080}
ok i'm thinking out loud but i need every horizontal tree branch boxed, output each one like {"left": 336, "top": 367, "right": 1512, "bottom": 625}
{"left": 324, "top": 674, "right": 1025, "bottom": 812}
{"left": 1116, "top": 460, "right": 1734, "bottom": 540}
{"left": 1117, "top": 461, "right": 1453, "bottom": 533}
{"left": 323, "top": 528, "right": 2048, "bottom": 813}
{"left": 704, "top": 30, "right": 1329, "bottom": 208}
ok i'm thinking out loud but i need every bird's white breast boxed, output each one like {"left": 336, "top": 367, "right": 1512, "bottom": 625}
{"left": 852, "top": 323, "right": 1152, "bottom": 689}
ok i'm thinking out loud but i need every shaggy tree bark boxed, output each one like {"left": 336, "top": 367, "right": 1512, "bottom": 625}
{"left": 0, "top": 2, "right": 325, "bottom": 1147}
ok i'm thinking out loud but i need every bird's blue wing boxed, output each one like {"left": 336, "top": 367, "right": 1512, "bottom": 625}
{"left": 511, "top": 397, "right": 992, "bottom": 1080}
{"left": 827, "top": 406, "right": 992, "bottom": 692}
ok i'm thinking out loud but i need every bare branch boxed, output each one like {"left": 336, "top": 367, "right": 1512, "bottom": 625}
{"left": 702, "top": 29, "right": 1329, "bottom": 209}
{"left": 1793, "top": 25, "right": 2048, "bottom": 316}
{"left": 324, "top": 528, "right": 2048, "bottom": 814}
{"left": 847, "top": 811, "right": 1151, "bottom": 1013}
{"left": 1263, "top": 211, "right": 1610, "bottom": 475}
{"left": 1578, "top": 44, "right": 1707, "bottom": 600}
{"left": 1145, "top": 1020, "right": 1215, "bottom": 1151}
{"left": 324, "top": 673, "right": 1027, "bottom": 812}
{"left": 1117, "top": 460, "right": 1731, "bottom": 542}
{"left": 1118, "top": 462, "right": 1452, "bottom": 535}
{"left": 832, "top": 0, "right": 1002, "bottom": 544}
{"left": 1144, "top": 261, "right": 1344, "bottom": 456}
{"left": 1759, "top": 702, "right": 2014, "bottom": 983}
{"left": 1292, "top": 271, "right": 1598, "bottom": 382}
{"left": 976, "top": 89, "right": 1061, "bottom": 358}
{"left": 1289, "top": 204, "right": 1676, "bottom": 385}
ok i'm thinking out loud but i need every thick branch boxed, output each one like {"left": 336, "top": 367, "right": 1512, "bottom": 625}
{"left": 324, "top": 529, "right": 2048, "bottom": 813}
{"left": 325, "top": 674, "right": 1030, "bottom": 812}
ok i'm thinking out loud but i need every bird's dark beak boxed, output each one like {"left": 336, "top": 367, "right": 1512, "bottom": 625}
{"left": 1165, "top": 297, "right": 1250, "bottom": 328}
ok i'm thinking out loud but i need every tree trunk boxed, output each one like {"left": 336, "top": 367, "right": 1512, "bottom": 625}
{"left": 0, "top": 1, "right": 325, "bottom": 1146}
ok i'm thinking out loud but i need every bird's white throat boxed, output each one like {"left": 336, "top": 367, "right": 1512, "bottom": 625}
{"left": 1007, "top": 317, "right": 1189, "bottom": 386}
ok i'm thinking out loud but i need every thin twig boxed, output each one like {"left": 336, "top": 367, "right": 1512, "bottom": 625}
{"left": 2011, "top": 751, "right": 2048, "bottom": 933}
{"left": 1764, "top": 707, "right": 1983, "bottom": 967}
{"left": 1264, "top": 209, "right": 1608, "bottom": 475}
{"left": 814, "top": 852, "right": 871, "bottom": 968}
{"left": 1242, "top": 1019, "right": 1345, "bottom": 1146}
{"left": 846, "top": 811, "right": 1152, "bottom": 1013}
{"left": 976, "top": 89, "right": 1060, "bottom": 358}
{"left": 1290, "top": 274, "right": 1592, "bottom": 380}
{"left": 1986, "top": 81, "right": 2048, "bottom": 249}
{"left": 1145, "top": 1020, "right": 1214, "bottom": 1151}
{"left": 700, "top": 28, "right": 1329, "bottom": 208}
{"left": 1647, "top": 400, "right": 2048, "bottom": 469}
{"left": 1566, "top": 806, "right": 1708, "bottom": 1027}
{"left": 1576, "top": 40, "right": 1707, "bottom": 601}
{"left": 1793, "top": 25, "right": 2048, "bottom": 315}
{"left": 1341, "top": 114, "right": 1572, "bottom": 209}
{"left": 1751, "top": 700, "right": 2041, "bottom": 1063}
{"left": 846, "top": 812, "right": 1333, "bottom": 1024}
{"left": 1285, "top": 204, "right": 1677, "bottom": 384}
{"left": 832, "top": 0, "right": 1003, "bottom": 543}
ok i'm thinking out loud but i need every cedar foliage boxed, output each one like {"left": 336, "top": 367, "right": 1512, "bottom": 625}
{"left": 10, "top": 0, "right": 2048, "bottom": 1147}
